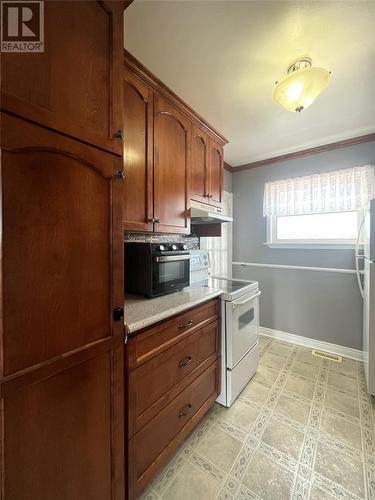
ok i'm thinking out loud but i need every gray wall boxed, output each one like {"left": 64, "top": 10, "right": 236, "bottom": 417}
{"left": 232, "top": 141, "right": 375, "bottom": 350}
{"left": 224, "top": 169, "right": 232, "bottom": 192}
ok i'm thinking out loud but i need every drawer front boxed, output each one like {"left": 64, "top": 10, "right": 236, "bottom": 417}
{"left": 129, "top": 319, "right": 219, "bottom": 435}
{"left": 127, "top": 299, "right": 219, "bottom": 370}
{"left": 128, "top": 360, "right": 220, "bottom": 498}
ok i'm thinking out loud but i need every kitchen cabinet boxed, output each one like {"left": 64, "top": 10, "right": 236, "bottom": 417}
{"left": 123, "top": 51, "right": 227, "bottom": 233}
{"left": 126, "top": 299, "right": 221, "bottom": 499}
{"left": 191, "top": 130, "right": 224, "bottom": 208}
{"left": 208, "top": 137, "right": 225, "bottom": 208}
{"left": 191, "top": 125, "right": 210, "bottom": 203}
{"left": 123, "top": 71, "right": 154, "bottom": 232}
{"left": 0, "top": 2, "right": 126, "bottom": 498}
{"left": 1, "top": 1, "right": 124, "bottom": 156}
{"left": 123, "top": 75, "right": 191, "bottom": 234}
{"left": 153, "top": 95, "right": 191, "bottom": 234}
{"left": 0, "top": 113, "right": 125, "bottom": 500}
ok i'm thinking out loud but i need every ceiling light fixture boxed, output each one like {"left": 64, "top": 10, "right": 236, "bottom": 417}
{"left": 273, "top": 57, "right": 331, "bottom": 113}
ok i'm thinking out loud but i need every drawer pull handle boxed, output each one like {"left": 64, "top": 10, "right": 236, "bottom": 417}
{"left": 178, "top": 320, "right": 193, "bottom": 330}
{"left": 179, "top": 403, "right": 192, "bottom": 418}
{"left": 179, "top": 355, "right": 193, "bottom": 367}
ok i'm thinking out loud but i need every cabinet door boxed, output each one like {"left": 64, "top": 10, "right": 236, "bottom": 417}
{"left": 191, "top": 125, "right": 209, "bottom": 203}
{"left": 123, "top": 71, "right": 153, "bottom": 231}
{"left": 208, "top": 138, "right": 224, "bottom": 208}
{"left": 0, "top": 113, "right": 125, "bottom": 500}
{"left": 0, "top": 1, "right": 124, "bottom": 156}
{"left": 154, "top": 95, "right": 191, "bottom": 234}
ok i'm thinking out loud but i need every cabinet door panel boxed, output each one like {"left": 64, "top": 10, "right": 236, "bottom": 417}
{"left": 154, "top": 95, "right": 191, "bottom": 234}
{"left": 0, "top": 1, "right": 124, "bottom": 155}
{"left": 191, "top": 125, "right": 209, "bottom": 203}
{"left": 123, "top": 72, "right": 153, "bottom": 231}
{"left": 3, "top": 352, "right": 113, "bottom": 500}
{"left": 209, "top": 138, "right": 224, "bottom": 208}
{"left": 2, "top": 143, "right": 112, "bottom": 374}
{"left": 0, "top": 113, "right": 125, "bottom": 500}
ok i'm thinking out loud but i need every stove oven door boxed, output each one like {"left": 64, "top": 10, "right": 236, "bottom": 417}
{"left": 226, "top": 290, "right": 261, "bottom": 369}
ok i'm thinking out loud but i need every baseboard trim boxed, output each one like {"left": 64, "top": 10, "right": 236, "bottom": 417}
{"left": 260, "top": 326, "right": 363, "bottom": 362}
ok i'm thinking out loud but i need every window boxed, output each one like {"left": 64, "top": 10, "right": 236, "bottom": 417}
{"left": 201, "top": 191, "right": 233, "bottom": 277}
{"left": 263, "top": 165, "right": 375, "bottom": 249}
{"left": 267, "top": 211, "right": 359, "bottom": 247}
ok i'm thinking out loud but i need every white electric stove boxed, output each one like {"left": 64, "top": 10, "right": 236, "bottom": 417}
{"left": 190, "top": 250, "right": 261, "bottom": 407}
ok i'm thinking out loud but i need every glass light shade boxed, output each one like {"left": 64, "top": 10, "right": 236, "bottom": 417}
{"left": 273, "top": 66, "right": 330, "bottom": 112}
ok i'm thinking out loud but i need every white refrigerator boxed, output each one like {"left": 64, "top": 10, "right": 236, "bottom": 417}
{"left": 356, "top": 200, "right": 375, "bottom": 395}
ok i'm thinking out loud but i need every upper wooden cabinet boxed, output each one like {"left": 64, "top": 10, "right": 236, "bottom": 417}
{"left": 191, "top": 130, "right": 224, "bottom": 208}
{"left": 208, "top": 138, "right": 224, "bottom": 208}
{"left": 0, "top": 1, "right": 124, "bottom": 156}
{"left": 154, "top": 95, "right": 191, "bottom": 234}
{"left": 123, "top": 72, "right": 154, "bottom": 232}
{"left": 123, "top": 51, "right": 227, "bottom": 233}
{"left": 191, "top": 125, "right": 210, "bottom": 203}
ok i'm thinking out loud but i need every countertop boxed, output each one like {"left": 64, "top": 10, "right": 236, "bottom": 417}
{"left": 124, "top": 285, "right": 223, "bottom": 335}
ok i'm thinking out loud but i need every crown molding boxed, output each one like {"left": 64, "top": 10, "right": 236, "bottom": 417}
{"left": 124, "top": 1, "right": 134, "bottom": 10}
{"left": 232, "top": 132, "right": 375, "bottom": 172}
{"left": 124, "top": 50, "right": 228, "bottom": 145}
{"left": 224, "top": 162, "right": 234, "bottom": 173}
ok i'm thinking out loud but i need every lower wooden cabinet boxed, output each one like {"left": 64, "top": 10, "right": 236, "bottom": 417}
{"left": 126, "top": 298, "right": 221, "bottom": 499}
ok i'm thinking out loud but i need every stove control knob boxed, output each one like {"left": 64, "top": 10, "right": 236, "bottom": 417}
{"left": 182, "top": 244, "right": 188, "bottom": 250}
{"left": 171, "top": 244, "right": 178, "bottom": 251}
{"left": 158, "top": 244, "right": 165, "bottom": 251}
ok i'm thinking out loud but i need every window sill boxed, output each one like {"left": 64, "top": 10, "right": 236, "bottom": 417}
{"left": 264, "top": 242, "right": 356, "bottom": 250}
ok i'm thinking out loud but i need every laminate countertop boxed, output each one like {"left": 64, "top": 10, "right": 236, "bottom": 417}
{"left": 124, "top": 285, "right": 223, "bottom": 335}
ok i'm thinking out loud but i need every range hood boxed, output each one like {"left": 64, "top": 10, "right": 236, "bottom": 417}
{"left": 190, "top": 200, "right": 233, "bottom": 225}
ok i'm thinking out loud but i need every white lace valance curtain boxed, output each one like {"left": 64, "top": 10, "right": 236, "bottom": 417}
{"left": 263, "top": 165, "right": 375, "bottom": 217}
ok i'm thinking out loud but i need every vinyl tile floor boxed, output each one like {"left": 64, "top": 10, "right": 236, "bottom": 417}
{"left": 139, "top": 336, "right": 375, "bottom": 500}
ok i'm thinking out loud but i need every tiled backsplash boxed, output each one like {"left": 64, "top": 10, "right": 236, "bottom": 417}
{"left": 124, "top": 232, "right": 200, "bottom": 250}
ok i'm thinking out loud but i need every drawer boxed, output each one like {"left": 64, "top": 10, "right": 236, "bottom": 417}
{"left": 127, "top": 298, "right": 220, "bottom": 370}
{"left": 128, "top": 360, "right": 220, "bottom": 497}
{"left": 128, "top": 319, "right": 220, "bottom": 436}
{"left": 128, "top": 360, "right": 220, "bottom": 499}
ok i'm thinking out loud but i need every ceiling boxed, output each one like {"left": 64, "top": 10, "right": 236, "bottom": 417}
{"left": 124, "top": 1, "right": 375, "bottom": 167}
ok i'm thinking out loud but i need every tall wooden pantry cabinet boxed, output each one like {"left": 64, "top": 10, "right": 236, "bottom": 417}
{"left": 0, "top": 2, "right": 126, "bottom": 499}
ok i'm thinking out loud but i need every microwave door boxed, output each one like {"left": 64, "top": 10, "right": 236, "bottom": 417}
{"left": 226, "top": 291, "right": 261, "bottom": 369}
{"left": 153, "top": 254, "right": 190, "bottom": 295}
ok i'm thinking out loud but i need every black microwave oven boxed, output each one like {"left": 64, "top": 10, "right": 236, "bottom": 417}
{"left": 125, "top": 242, "right": 190, "bottom": 298}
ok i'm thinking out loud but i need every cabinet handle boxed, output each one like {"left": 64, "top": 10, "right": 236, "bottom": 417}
{"left": 178, "top": 320, "right": 193, "bottom": 330}
{"left": 146, "top": 218, "right": 155, "bottom": 223}
{"left": 154, "top": 218, "right": 160, "bottom": 223}
{"left": 114, "top": 170, "right": 125, "bottom": 179}
{"left": 113, "top": 307, "right": 124, "bottom": 322}
{"left": 179, "top": 403, "right": 192, "bottom": 418}
{"left": 115, "top": 130, "right": 124, "bottom": 140}
{"left": 179, "top": 355, "right": 193, "bottom": 367}
{"left": 208, "top": 194, "right": 213, "bottom": 198}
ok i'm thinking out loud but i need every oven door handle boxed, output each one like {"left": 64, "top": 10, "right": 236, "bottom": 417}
{"left": 154, "top": 255, "right": 191, "bottom": 263}
{"left": 232, "top": 290, "right": 261, "bottom": 309}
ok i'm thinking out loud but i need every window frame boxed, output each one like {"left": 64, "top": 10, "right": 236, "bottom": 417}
{"left": 200, "top": 191, "right": 233, "bottom": 277}
{"left": 265, "top": 210, "right": 361, "bottom": 249}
